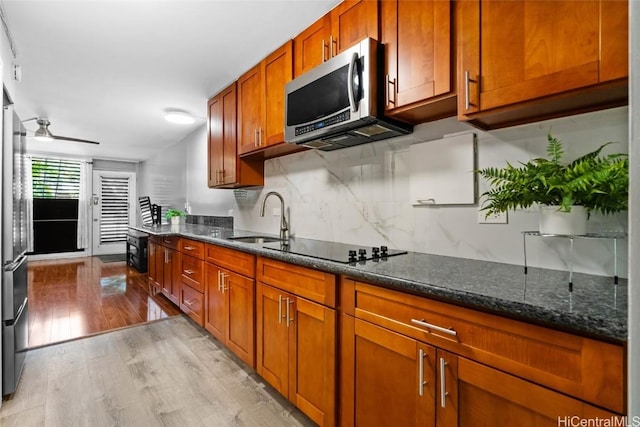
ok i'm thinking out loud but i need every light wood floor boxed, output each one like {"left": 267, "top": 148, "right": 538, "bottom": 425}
{"left": 28, "top": 257, "right": 181, "bottom": 348}
{"left": 0, "top": 315, "right": 315, "bottom": 426}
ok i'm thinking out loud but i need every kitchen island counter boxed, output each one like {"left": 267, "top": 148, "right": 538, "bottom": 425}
{"left": 131, "top": 224, "right": 627, "bottom": 342}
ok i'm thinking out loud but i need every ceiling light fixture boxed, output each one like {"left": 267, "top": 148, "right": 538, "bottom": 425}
{"left": 164, "top": 110, "right": 195, "bottom": 125}
{"left": 34, "top": 118, "right": 53, "bottom": 142}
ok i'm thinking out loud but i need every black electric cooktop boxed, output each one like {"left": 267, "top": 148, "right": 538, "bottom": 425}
{"left": 262, "top": 238, "right": 407, "bottom": 264}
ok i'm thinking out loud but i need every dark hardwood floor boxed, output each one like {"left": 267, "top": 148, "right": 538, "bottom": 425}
{"left": 27, "top": 256, "right": 181, "bottom": 348}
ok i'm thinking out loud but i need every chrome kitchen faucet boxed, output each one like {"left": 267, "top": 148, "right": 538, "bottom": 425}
{"left": 260, "top": 191, "right": 289, "bottom": 241}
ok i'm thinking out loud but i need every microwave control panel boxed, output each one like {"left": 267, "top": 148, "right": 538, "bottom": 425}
{"left": 295, "top": 110, "right": 351, "bottom": 136}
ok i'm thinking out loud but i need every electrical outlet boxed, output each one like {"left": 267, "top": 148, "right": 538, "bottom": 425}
{"left": 272, "top": 207, "right": 281, "bottom": 216}
{"left": 478, "top": 209, "right": 508, "bottom": 224}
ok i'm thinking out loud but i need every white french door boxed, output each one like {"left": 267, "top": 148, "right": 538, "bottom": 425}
{"left": 92, "top": 170, "right": 136, "bottom": 255}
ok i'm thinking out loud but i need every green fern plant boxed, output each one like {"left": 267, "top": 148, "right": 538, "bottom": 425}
{"left": 165, "top": 209, "right": 186, "bottom": 219}
{"left": 478, "top": 131, "right": 628, "bottom": 217}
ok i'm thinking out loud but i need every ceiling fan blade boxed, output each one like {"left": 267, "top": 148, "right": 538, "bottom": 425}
{"left": 51, "top": 135, "right": 100, "bottom": 145}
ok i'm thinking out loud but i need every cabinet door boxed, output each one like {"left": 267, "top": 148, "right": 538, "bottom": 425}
{"left": 352, "top": 318, "right": 435, "bottom": 427}
{"left": 207, "top": 95, "right": 224, "bottom": 187}
{"left": 220, "top": 83, "right": 238, "bottom": 184}
{"left": 256, "top": 282, "right": 292, "bottom": 396}
{"left": 459, "top": 0, "right": 602, "bottom": 116}
{"left": 449, "top": 357, "right": 621, "bottom": 427}
{"left": 148, "top": 241, "right": 162, "bottom": 292}
{"left": 330, "top": 0, "right": 378, "bottom": 55}
{"left": 204, "top": 263, "right": 226, "bottom": 342}
{"left": 601, "top": 0, "right": 628, "bottom": 82}
{"left": 225, "top": 270, "right": 255, "bottom": 368}
{"left": 208, "top": 83, "right": 238, "bottom": 186}
{"left": 237, "top": 64, "right": 264, "bottom": 155}
{"left": 162, "top": 247, "right": 180, "bottom": 305}
{"left": 382, "top": 0, "right": 453, "bottom": 116}
{"left": 294, "top": 14, "right": 331, "bottom": 77}
{"left": 263, "top": 41, "right": 293, "bottom": 148}
{"left": 290, "top": 297, "right": 336, "bottom": 427}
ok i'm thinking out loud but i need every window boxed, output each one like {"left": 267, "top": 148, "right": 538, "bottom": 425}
{"left": 31, "top": 158, "right": 81, "bottom": 199}
{"left": 30, "top": 157, "right": 83, "bottom": 254}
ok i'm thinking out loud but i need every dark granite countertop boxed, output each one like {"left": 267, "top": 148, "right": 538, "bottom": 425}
{"left": 130, "top": 224, "right": 628, "bottom": 342}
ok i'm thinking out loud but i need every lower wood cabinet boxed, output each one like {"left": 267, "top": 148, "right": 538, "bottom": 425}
{"left": 148, "top": 236, "right": 180, "bottom": 303}
{"left": 178, "top": 240, "right": 205, "bottom": 326}
{"left": 180, "top": 282, "right": 204, "bottom": 326}
{"left": 161, "top": 246, "right": 180, "bottom": 305}
{"left": 340, "top": 278, "right": 626, "bottom": 426}
{"left": 342, "top": 314, "right": 622, "bottom": 427}
{"left": 204, "top": 261, "right": 255, "bottom": 367}
{"left": 256, "top": 281, "right": 336, "bottom": 427}
{"left": 148, "top": 239, "right": 162, "bottom": 293}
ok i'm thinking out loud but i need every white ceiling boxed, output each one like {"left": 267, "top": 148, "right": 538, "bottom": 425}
{"left": 3, "top": 0, "right": 340, "bottom": 162}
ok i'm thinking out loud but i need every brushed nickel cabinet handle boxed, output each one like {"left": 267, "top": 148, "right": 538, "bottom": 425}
{"left": 217, "top": 270, "right": 222, "bottom": 291}
{"left": 184, "top": 246, "right": 194, "bottom": 251}
{"left": 322, "top": 39, "right": 329, "bottom": 62}
{"left": 278, "top": 295, "right": 283, "bottom": 324}
{"left": 386, "top": 75, "right": 396, "bottom": 107}
{"left": 286, "top": 298, "right": 294, "bottom": 327}
{"left": 440, "top": 357, "right": 448, "bottom": 408}
{"left": 184, "top": 269, "right": 194, "bottom": 275}
{"left": 254, "top": 128, "right": 259, "bottom": 147}
{"left": 184, "top": 299, "right": 195, "bottom": 307}
{"left": 164, "top": 250, "right": 169, "bottom": 264}
{"left": 220, "top": 273, "right": 228, "bottom": 293}
{"left": 411, "top": 318, "right": 457, "bottom": 336}
{"left": 464, "top": 70, "right": 478, "bottom": 111}
{"left": 418, "top": 349, "right": 427, "bottom": 396}
{"left": 330, "top": 35, "right": 336, "bottom": 57}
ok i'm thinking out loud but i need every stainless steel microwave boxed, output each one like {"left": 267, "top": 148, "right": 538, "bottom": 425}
{"left": 284, "top": 38, "right": 412, "bottom": 151}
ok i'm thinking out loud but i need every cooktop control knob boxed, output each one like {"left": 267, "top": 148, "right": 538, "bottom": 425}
{"left": 358, "top": 248, "right": 367, "bottom": 260}
{"left": 348, "top": 250, "right": 357, "bottom": 262}
{"left": 371, "top": 247, "right": 380, "bottom": 258}
{"left": 380, "top": 245, "right": 388, "bottom": 256}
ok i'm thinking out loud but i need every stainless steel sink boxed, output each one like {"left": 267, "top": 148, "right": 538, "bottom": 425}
{"left": 228, "top": 235, "right": 283, "bottom": 244}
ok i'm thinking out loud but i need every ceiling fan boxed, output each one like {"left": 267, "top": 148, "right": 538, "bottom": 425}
{"left": 23, "top": 118, "right": 100, "bottom": 145}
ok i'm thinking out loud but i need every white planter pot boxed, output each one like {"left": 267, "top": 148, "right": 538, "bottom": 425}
{"left": 170, "top": 216, "right": 181, "bottom": 225}
{"left": 539, "top": 205, "right": 587, "bottom": 236}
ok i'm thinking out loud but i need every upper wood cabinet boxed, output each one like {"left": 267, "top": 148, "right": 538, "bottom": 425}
{"left": 207, "top": 82, "right": 263, "bottom": 188}
{"left": 294, "top": 14, "right": 331, "bottom": 77}
{"left": 381, "top": 0, "right": 457, "bottom": 124}
{"left": 294, "top": 0, "right": 378, "bottom": 78}
{"left": 457, "top": 0, "right": 628, "bottom": 129}
{"left": 330, "top": 0, "right": 379, "bottom": 57}
{"left": 237, "top": 41, "right": 293, "bottom": 157}
{"left": 237, "top": 64, "right": 263, "bottom": 155}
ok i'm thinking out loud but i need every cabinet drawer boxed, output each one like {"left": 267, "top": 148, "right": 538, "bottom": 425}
{"left": 206, "top": 244, "right": 255, "bottom": 278}
{"left": 152, "top": 235, "right": 179, "bottom": 250}
{"left": 180, "top": 284, "right": 204, "bottom": 326}
{"left": 342, "top": 278, "right": 625, "bottom": 413}
{"left": 181, "top": 254, "right": 204, "bottom": 292}
{"left": 180, "top": 239, "right": 205, "bottom": 259}
{"left": 257, "top": 257, "right": 336, "bottom": 307}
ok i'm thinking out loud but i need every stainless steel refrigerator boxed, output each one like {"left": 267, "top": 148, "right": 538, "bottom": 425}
{"left": 1, "top": 96, "right": 28, "bottom": 396}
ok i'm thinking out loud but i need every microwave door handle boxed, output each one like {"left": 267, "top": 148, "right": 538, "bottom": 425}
{"left": 347, "top": 52, "right": 358, "bottom": 113}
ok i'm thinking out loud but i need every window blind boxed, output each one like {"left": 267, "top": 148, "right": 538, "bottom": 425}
{"left": 100, "top": 176, "right": 130, "bottom": 244}
{"left": 31, "top": 158, "right": 82, "bottom": 199}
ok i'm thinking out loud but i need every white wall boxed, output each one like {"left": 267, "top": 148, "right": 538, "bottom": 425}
{"left": 627, "top": 0, "right": 639, "bottom": 417}
{"left": 137, "top": 135, "right": 187, "bottom": 223}
{"left": 178, "top": 107, "right": 629, "bottom": 277}
{"left": 184, "top": 125, "right": 236, "bottom": 215}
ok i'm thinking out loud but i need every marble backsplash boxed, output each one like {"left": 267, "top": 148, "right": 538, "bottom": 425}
{"left": 226, "top": 107, "right": 629, "bottom": 278}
